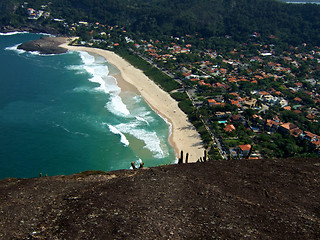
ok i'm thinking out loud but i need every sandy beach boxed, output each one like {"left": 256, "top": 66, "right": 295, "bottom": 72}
{"left": 60, "top": 42, "right": 205, "bottom": 163}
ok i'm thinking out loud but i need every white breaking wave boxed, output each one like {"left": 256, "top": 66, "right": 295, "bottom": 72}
{"left": 5, "top": 44, "right": 26, "bottom": 54}
{"left": 108, "top": 124, "right": 130, "bottom": 146}
{"left": 5, "top": 44, "right": 57, "bottom": 56}
{"left": 0, "top": 31, "right": 29, "bottom": 36}
{"left": 27, "top": 51, "right": 56, "bottom": 56}
{"left": 115, "top": 122, "right": 168, "bottom": 159}
{"left": 79, "top": 51, "right": 95, "bottom": 65}
{"left": 77, "top": 51, "right": 130, "bottom": 117}
{"left": 129, "top": 96, "right": 155, "bottom": 123}
{"left": 74, "top": 50, "right": 169, "bottom": 158}
{"left": 135, "top": 116, "right": 150, "bottom": 125}
{"left": 133, "top": 107, "right": 154, "bottom": 123}
{"left": 106, "top": 95, "right": 130, "bottom": 116}
{"left": 66, "top": 65, "right": 87, "bottom": 74}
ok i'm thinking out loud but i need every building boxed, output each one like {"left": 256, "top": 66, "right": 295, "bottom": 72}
{"left": 279, "top": 122, "right": 298, "bottom": 133}
{"left": 238, "top": 144, "right": 252, "bottom": 158}
{"left": 224, "top": 124, "right": 236, "bottom": 132}
{"left": 266, "top": 119, "right": 281, "bottom": 132}
{"left": 303, "top": 131, "right": 318, "bottom": 142}
{"left": 243, "top": 99, "right": 257, "bottom": 108}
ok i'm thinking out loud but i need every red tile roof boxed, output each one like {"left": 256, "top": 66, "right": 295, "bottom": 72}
{"left": 290, "top": 128, "right": 303, "bottom": 138}
{"left": 305, "top": 131, "right": 318, "bottom": 139}
{"left": 259, "top": 91, "right": 270, "bottom": 96}
{"left": 280, "top": 122, "right": 298, "bottom": 131}
{"left": 224, "top": 124, "right": 236, "bottom": 132}
{"left": 239, "top": 144, "right": 251, "bottom": 151}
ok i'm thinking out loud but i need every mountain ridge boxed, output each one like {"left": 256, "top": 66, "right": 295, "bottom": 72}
{"left": 1, "top": 0, "right": 320, "bottom": 44}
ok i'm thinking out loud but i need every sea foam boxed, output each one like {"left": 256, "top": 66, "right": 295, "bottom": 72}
{"left": 0, "top": 31, "right": 29, "bottom": 36}
{"left": 106, "top": 95, "right": 130, "bottom": 116}
{"left": 76, "top": 50, "right": 169, "bottom": 158}
{"left": 115, "top": 122, "right": 168, "bottom": 159}
{"left": 5, "top": 44, "right": 26, "bottom": 54}
{"left": 108, "top": 124, "right": 129, "bottom": 146}
{"left": 5, "top": 43, "right": 58, "bottom": 56}
{"left": 66, "top": 65, "right": 87, "bottom": 74}
{"left": 78, "top": 51, "right": 130, "bottom": 117}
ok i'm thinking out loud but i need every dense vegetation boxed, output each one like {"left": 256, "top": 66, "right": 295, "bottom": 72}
{"left": 114, "top": 48, "right": 180, "bottom": 92}
{"left": 1, "top": 0, "right": 320, "bottom": 45}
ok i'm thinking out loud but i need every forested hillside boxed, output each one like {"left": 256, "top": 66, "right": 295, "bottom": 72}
{"left": 1, "top": 0, "right": 320, "bottom": 44}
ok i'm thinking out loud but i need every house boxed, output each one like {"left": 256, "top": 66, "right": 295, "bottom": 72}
{"left": 190, "top": 78, "right": 200, "bottom": 82}
{"left": 293, "top": 97, "right": 302, "bottom": 103}
{"left": 311, "top": 139, "right": 320, "bottom": 149}
{"left": 266, "top": 119, "right": 281, "bottom": 132}
{"left": 290, "top": 128, "right": 303, "bottom": 138}
{"left": 303, "top": 131, "right": 318, "bottom": 142}
{"left": 238, "top": 144, "right": 252, "bottom": 158}
{"left": 215, "top": 111, "right": 231, "bottom": 119}
{"left": 182, "top": 72, "right": 192, "bottom": 78}
{"left": 27, "top": 8, "right": 35, "bottom": 15}
{"left": 278, "top": 98, "right": 289, "bottom": 108}
{"left": 262, "top": 95, "right": 278, "bottom": 105}
{"left": 243, "top": 99, "right": 257, "bottom": 108}
{"left": 208, "top": 99, "right": 225, "bottom": 107}
{"left": 252, "top": 115, "right": 263, "bottom": 121}
{"left": 273, "top": 115, "right": 281, "bottom": 123}
{"left": 230, "top": 99, "right": 240, "bottom": 108}
{"left": 224, "top": 124, "right": 236, "bottom": 132}
{"left": 279, "top": 122, "right": 298, "bottom": 133}
{"left": 306, "top": 113, "right": 317, "bottom": 121}
{"left": 199, "top": 80, "right": 211, "bottom": 87}
{"left": 270, "top": 88, "right": 282, "bottom": 96}
{"left": 258, "top": 91, "right": 271, "bottom": 97}
{"left": 229, "top": 148, "right": 238, "bottom": 158}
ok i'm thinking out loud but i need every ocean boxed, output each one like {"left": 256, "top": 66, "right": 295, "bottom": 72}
{"left": 0, "top": 32, "right": 176, "bottom": 179}
{"left": 284, "top": 1, "right": 320, "bottom": 4}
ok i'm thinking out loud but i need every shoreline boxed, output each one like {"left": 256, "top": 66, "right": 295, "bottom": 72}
{"left": 60, "top": 42, "right": 205, "bottom": 163}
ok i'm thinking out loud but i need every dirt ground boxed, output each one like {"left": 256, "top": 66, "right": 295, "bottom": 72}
{"left": 0, "top": 157, "right": 320, "bottom": 239}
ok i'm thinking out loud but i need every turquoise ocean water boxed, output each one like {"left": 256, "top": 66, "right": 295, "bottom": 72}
{"left": 0, "top": 32, "right": 176, "bottom": 179}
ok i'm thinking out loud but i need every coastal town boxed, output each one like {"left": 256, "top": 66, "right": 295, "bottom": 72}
{"left": 21, "top": 2, "right": 320, "bottom": 160}
{"left": 2, "top": 1, "right": 320, "bottom": 239}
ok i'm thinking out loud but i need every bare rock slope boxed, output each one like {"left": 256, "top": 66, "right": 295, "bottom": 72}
{"left": 1, "top": 157, "right": 320, "bottom": 239}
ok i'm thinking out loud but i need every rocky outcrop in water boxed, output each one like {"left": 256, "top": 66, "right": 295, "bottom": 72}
{"left": 18, "top": 36, "right": 68, "bottom": 54}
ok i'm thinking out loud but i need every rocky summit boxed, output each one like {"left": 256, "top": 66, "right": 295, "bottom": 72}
{"left": 1, "top": 157, "right": 320, "bottom": 239}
